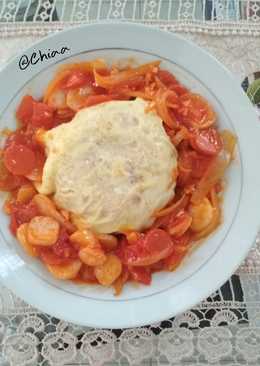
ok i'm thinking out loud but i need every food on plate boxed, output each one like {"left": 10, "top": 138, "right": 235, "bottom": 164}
{"left": 38, "top": 98, "right": 177, "bottom": 233}
{"left": 0, "top": 59, "right": 236, "bottom": 294}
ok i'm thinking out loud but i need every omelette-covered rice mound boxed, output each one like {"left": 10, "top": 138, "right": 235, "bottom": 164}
{"left": 0, "top": 59, "right": 236, "bottom": 293}
{"left": 39, "top": 98, "right": 177, "bottom": 233}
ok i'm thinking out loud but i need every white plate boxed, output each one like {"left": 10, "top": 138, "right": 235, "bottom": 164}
{"left": 0, "top": 22, "right": 260, "bottom": 328}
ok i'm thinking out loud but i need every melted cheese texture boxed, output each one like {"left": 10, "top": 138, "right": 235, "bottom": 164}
{"left": 38, "top": 98, "right": 177, "bottom": 233}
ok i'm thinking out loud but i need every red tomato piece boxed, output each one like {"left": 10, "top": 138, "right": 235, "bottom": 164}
{"left": 39, "top": 249, "right": 71, "bottom": 265}
{"left": 0, "top": 174, "right": 28, "bottom": 192}
{"left": 5, "top": 127, "right": 38, "bottom": 151}
{"left": 4, "top": 144, "right": 36, "bottom": 176}
{"left": 190, "top": 128, "right": 223, "bottom": 156}
{"left": 16, "top": 95, "right": 35, "bottom": 124}
{"left": 12, "top": 201, "right": 39, "bottom": 224}
{"left": 122, "top": 229, "right": 174, "bottom": 267}
{"left": 31, "top": 102, "right": 54, "bottom": 129}
{"left": 9, "top": 201, "right": 39, "bottom": 234}
{"left": 128, "top": 267, "right": 151, "bottom": 285}
{"left": 52, "top": 229, "right": 78, "bottom": 259}
{"left": 63, "top": 71, "right": 94, "bottom": 90}
{"left": 5, "top": 131, "right": 27, "bottom": 149}
{"left": 157, "top": 70, "right": 178, "bottom": 87}
{"left": 168, "top": 210, "right": 192, "bottom": 237}
{"left": 0, "top": 157, "right": 28, "bottom": 191}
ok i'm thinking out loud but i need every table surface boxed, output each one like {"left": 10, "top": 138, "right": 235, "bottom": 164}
{"left": 0, "top": 2, "right": 260, "bottom": 366}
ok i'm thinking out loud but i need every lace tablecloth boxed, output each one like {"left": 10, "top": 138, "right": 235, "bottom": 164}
{"left": 1, "top": 2, "right": 260, "bottom": 366}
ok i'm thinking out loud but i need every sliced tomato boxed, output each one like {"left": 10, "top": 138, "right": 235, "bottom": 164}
{"left": 4, "top": 144, "right": 36, "bottom": 176}
{"left": 0, "top": 156, "right": 27, "bottom": 191}
{"left": 128, "top": 266, "right": 151, "bottom": 285}
{"left": 190, "top": 128, "right": 223, "bottom": 156}
{"left": 39, "top": 248, "right": 71, "bottom": 265}
{"left": 180, "top": 93, "right": 216, "bottom": 128}
{"left": 16, "top": 95, "right": 35, "bottom": 124}
{"left": 0, "top": 174, "right": 28, "bottom": 192}
{"left": 6, "top": 126, "right": 42, "bottom": 153}
{"left": 31, "top": 102, "right": 54, "bottom": 129}
{"left": 63, "top": 71, "right": 94, "bottom": 89}
{"left": 9, "top": 201, "right": 39, "bottom": 234}
{"left": 168, "top": 210, "right": 192, "bottom": 237}
{"left": 52, "top": 229, "right": 78, "bottom": 259}
{"left": 5, "top": 131, "right": 27, "bottom": 149}
{"left": 122, "top": 229, "right": 174, "bottom": 267}
{"left": 5, "top": 127, "right": 36, "bottom": 151}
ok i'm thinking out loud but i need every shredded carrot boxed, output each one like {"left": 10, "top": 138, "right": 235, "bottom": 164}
{"left": 170, "top": 127, "right": 189, "bottom": 146}
{"left": 94, "top": 61, "right": 160, "bottom": 89}
{"left": 154, "top": 89, "right": 178, "bottom": 129}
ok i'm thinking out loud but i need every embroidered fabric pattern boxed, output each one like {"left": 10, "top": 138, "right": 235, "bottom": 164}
{"left": 0, "top": 272, "right": 259, "bottom": 366}
{"left": 0, "top": 0, "right": 260, "bottom": 37}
